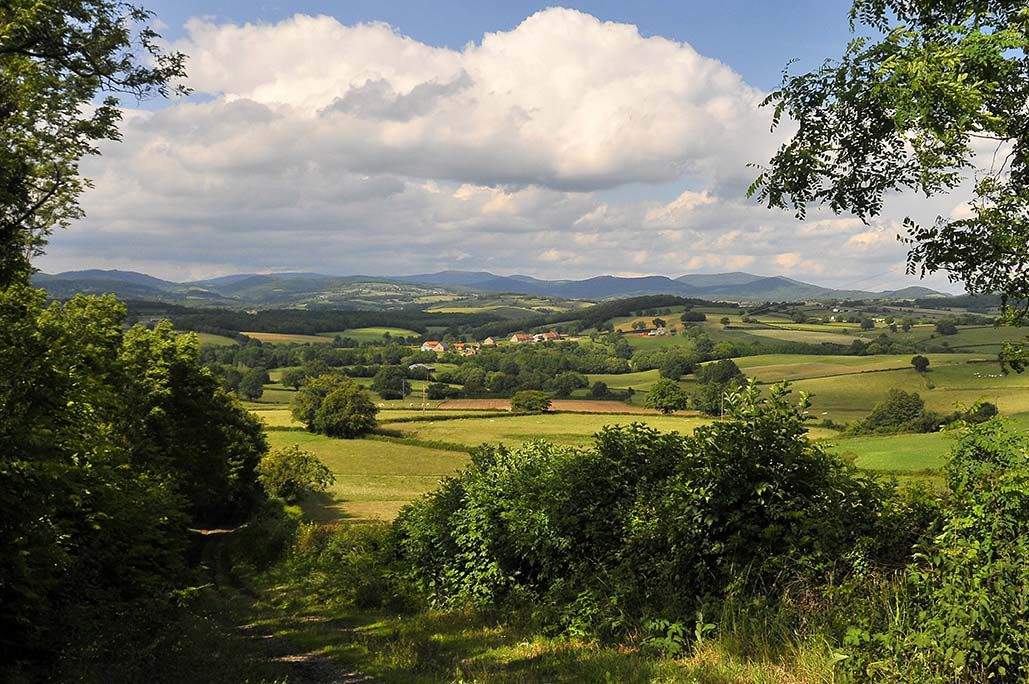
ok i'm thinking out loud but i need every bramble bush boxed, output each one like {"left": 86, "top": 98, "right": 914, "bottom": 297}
{"left": 511, "top": 390, "right": 551, "bottom": 413}
{"left": 259, "top": 445, "right": 335, "bottom": 504}
{"left": 845, "top": 420, "right": 1029, "bottom": 681}
{"left": 392, "top": 382, "right": 914, "bottom": 637}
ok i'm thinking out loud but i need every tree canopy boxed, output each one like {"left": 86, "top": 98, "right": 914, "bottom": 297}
{"left": 750, "top": 0, "right": 1028, "bottom": 368}
{"left": 0, "top": 0, "right": 187, "bottom": 286}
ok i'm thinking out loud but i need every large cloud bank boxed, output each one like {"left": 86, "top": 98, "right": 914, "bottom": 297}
{"left": 40, "top": 8, "right": 957, "bottom": 289}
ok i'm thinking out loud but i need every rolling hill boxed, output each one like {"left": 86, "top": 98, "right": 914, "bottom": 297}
{"left": 396, "top": 270, "right": 945, "bottom": 301}
{"left": 34, "top": 268, "right": 948, "bottom": 308}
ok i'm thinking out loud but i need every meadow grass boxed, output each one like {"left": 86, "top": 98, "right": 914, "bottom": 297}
{"left": 586, "top": 368, "right": 661, "bottom": 390}
{"left": 246, "top": 578, "right": 840, "bottom": 684}
{"left": 194, "top": 331, "right": 239, "bottom": 346}
{"left": 265, "top": 431, "right": 468, "bottom": 522}
{"left": 789, "top": 362, "right": 1029, "bottom": 421}
{"left": 318, "top": 326, "right": 420, "bottom": 342}
{"left": 387, "top": 412, "right": 712, "bottom": 448}
{"left": 734, "top": 352, "right": 985, "bottom": 382}
{"left": 241, "top": 331, "right": 333, "bottom": 345}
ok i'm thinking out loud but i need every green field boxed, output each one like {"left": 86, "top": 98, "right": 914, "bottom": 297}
{"left": 744, "top": 327, "right": 861, "bottom": 345}
{"left": 790, "top": 361, "right": 1029, "bottom": 422}
{"left": 319, "top": 326, "right": 420, "bottom": 342}
{"left": 251, "top": 408, "right": 301, "bottom": 427}
{"left": 193, "top": 331, "right": 238, "bottom": 346}
{"left": 734, "top": 353, "right": 986, "bottom": 383}
{"left": 387, "top": 412, "right": 712, "bottom": 448}
{"left": 241, "top": 331, "right": 333, "bottom": 345}
{"left": 863, "top": 324, "right": 1029, "bottom": 353}
{"left": 250, "top": 387, "right": 298, "bottom": 404}
{"left": 828, "top": 412, "right": 1029, "bottom": 474}
{"left": 829, "top": 431, "right": 955, "bottom": 472}
{"left": 265, "top": 431, "right": 468, "bottom": 521}
{"left": 586, "top": 368, "right": 661, "bottom": 390}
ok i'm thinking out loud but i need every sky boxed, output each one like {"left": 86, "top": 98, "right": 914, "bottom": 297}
{"left": 38, "top": 1, "right": 968, "bottom": 292}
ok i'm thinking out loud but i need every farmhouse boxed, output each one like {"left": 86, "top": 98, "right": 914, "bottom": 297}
{"left": 452, "top": 342, "right": 480, "bottom": 356}
{"left": 481, "top": 336, "right": 497, "bottom": 347}
{"left": 420, "top": 340, "right": 447, "bottom": 354}
{"left": 510, "top": 332, "right": 533, "bottom": 344}
{"left": 533, "top": 331, "right": 562, "bottom": 342}
{"left": 647, "top": 327, "right": 667, "bottom": 337}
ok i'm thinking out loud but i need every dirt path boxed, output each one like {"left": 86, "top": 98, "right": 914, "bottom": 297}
{"left": 236, "top": 618, "right": 372, "bottom": 684}
{"left": 196, "top": 528, "right": 374, "bottom": 683}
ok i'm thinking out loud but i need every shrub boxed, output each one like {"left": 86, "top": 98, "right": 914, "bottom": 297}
{"left": 237, "top": 367, "right": 268, "bottom": 400}
{"left": 394, "top": 383, "right": 905, "bottom": 637}
{"left": 280, "top": 367, "right": 307, "bottom": 390}
{"left": 911, "top": 354, "right": 930, "bottom": 372}
{"left": 854, "top": 389, "right": 930, "bottom": 434}
{"left": 259, "top": 445, "right": 335, "bottom": 503}
{"left": 590, "top": 381, "right": 610, "bottom": 398}
{"left": 292, "top": 374, "right": 377, "bottom": 437}
{"left": 372, "top": 365, "right": 410, "bottom": 399}
{"left": 289, "top": 522, "right": 417, "bottom": 613}
{"left": 847, "top": 420, "right": 1029, "bottom": 680}
{"left": 511, "top": 390, "right": 551, "bottom": 413}
{"left": 425, "top": 382, "right": 452, "bottom": 400}
{"left": 314, "top": 383, "right": 378, "bottom": 438}
{"left": 291, "top": 373, "right": 345, "bottom": 427}
{"left": 645, "top": 379, "right": 689, "bottom": 414}
{"left": 694, "top": 358, "right": 743, "bottom": 385}
{"left": 548, "top": 371, "right": 588, "bottom": 398}
{"left": 659, "top": 354, "right": 694, "bottom": 380}
{"left": 964, "top": 400, "right": 999, "bottom": 423}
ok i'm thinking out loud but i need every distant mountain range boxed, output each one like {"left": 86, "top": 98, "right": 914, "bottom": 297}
{"left": 393, "top": 270, "right": 943, "bottom": 301}
{"left": 33, "top": 268, "right": 946, "bottom": 308}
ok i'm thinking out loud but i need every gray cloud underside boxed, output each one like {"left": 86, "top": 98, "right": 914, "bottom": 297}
{"left": 40, "top": 9, "right": 965, "bottom": 291}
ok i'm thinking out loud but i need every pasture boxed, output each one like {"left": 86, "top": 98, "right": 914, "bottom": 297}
{"left": 318, "top": 326, "right": 419, "bottom": 342}
{"left": 828, "top": 412, "right": 1029, "bottom": 474}
{"left": 194, "top": 331, "right": 238, "bottom": 346}
{"left": 828, "top": 431, "right": 954, "bottom": 472}
{"left": 734, "top": 352, "right": 986, "bottom": 383}
{"left": 241, "top": 331, "right": 332, "bottom": 345}
{"left": 790, "top": 361, "right": 1029, "bottom": 422}
{"left": 743, "top": 327, "right": 861, "bottom": 345}
{"left": 387, "top": 412, "right": 712, "bottom": 448}
{"left": 265, "top": 431, "right": 468, "bottom": 521}
{"left": 586, "top": 368, "right": 661, "bottom": 390}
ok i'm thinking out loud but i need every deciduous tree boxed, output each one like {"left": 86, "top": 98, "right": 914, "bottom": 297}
{"left": 750, "top": 0, "right": 1028, "bottom": 368}
{"left": 0, "top": 0, "right": 187, "bottom": 286}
